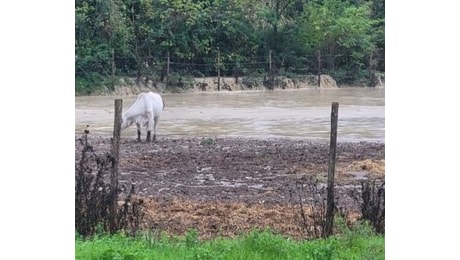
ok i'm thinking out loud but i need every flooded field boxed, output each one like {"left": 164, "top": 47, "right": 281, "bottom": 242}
{"left": 75, "top": 88, "right": 384, "bottom": 142}
{"left": 75, "top": 87, "right": 385, "bottom": 238}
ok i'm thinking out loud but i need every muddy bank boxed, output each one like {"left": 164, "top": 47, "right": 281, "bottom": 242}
{"left": 75, "top": 135, "right": 385, "bottom": 205}
{"left": 76, "top": 134, "right": 384, "bottom": 239}
{"left": 93, "top": 75, "right": 343, "bottom": 96}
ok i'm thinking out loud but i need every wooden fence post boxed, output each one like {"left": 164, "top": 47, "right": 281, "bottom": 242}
{"left": 324, "top": 102, "right": 339, "bottom": 237}
{"left": 110, "top": 99, "right": 123, "bottom": 233}
{"left": 111, "top": 48, "right": 116, "bottom": 90}
{"left": 317, "top": 50, "right": 321, "bottom": 89}
{"left": 166, "top": 51, "right": 170, "bottom": 88}
{"left": 269, "top": 50, "right": 274, "bottom": 90}
{"left": 217, "top": 49, "right": 221, "bottom": 91}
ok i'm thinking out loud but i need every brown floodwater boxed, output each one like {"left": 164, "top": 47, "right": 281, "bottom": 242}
{"left": 75, "top": 88, "right": 384, "bottom": 143}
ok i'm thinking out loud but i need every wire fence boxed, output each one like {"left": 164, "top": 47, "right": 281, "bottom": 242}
{"left": 77, "top": 51, "right": 380, "bottom": 89}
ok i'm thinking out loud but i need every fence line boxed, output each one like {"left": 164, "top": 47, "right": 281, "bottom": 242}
{"left": 77, "top": 51, "right": 380, "bottom": 89}
{"left": 134, "top": 51, "right": 330, "bottom": 78}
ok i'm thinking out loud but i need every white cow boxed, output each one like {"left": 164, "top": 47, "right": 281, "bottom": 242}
{"left": 121, "top": 92, "right": 165, "bottom": 142}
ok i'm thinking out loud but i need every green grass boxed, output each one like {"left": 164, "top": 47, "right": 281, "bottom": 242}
{"left": 76, "top": 222, "right": 384, "bottom": 260}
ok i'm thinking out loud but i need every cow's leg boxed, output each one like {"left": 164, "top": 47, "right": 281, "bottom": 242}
{"left": 153, "top": 116, "right": 160, "bottom": 142}
{"left": 145, "top": 120, "right": 151, "bottom": 142}
{"left": 136, "top": 122, "right": 141, "bottom": 142}
{"left": 146, "top": 131, "right": 151, "bottom": 142}
{"left": 146, "top": 113, "right": 154, "bottom": 142}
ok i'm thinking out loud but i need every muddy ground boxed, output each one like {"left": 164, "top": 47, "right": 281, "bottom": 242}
{"left": 76, "top": 134, "right": 384, "bottom": 239}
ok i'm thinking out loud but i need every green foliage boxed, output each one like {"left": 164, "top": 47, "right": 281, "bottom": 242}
{"left": 75, "top": 73, "right": 102, "bottom": 95}
{"left": 75, "top": 0, "right": 384, "bottom": 93}
{"left": 298, "top": 0, "right": 380, "bottom": 84}
{"left": 184, "top": 229, "right": 199, "bottom": 247}
{"left": 76, "top": 225, "right": 384, "bottom": 259}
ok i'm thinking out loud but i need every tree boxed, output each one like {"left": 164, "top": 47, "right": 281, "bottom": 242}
{"left": 75, "top": 0, "right": 134, "bottom": 90}
{"left": 299, "top": 0, "right": 377, "bottom": 83}
{"left": 75, "top": 0, "right": 384, "bottom": 93}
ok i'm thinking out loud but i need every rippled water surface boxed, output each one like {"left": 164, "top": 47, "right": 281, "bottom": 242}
{"left": 75, "top": 88, "right": 384, "bottom": 143}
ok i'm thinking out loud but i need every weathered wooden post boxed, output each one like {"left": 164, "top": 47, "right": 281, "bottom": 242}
{"left": 110, "top": 99, "right": 123, "bottom": 232}
{"left": 324, "top": 102, "right": 339, "bottom": 237}
{"left": 166, "top": 51, "right": 170, "bottom": 88}
{"left": 317, "top": 50, "right": 321, "bottom": 89}
{"left": 112, "top": 48, "right": 116, "bottom": 90}
{"left": 217, "top": 49, "right": 221, "bottom": 91}
{"left": 269, "top": 50, "right": 274, "bottom": 90}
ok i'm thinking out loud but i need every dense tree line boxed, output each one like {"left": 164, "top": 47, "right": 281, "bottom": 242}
{"left": 75, "top": 0, "right": 384, "bottom": 93}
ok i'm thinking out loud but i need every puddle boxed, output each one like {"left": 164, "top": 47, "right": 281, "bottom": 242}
{"left": 349, "top": 171, "right": 368, "bottom": 180}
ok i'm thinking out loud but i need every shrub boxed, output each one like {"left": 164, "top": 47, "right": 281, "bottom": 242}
{"left": 75, "top": 130, "right": 145, "bottom": 237}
